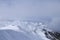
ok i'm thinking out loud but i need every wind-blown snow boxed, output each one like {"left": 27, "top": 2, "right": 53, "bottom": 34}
{"left": 0, "top": 20, "right": 52, "bottom": 40}
{"left": 36, "top": 29, "right": 50, "bottom": 40}
{"left": 0, "top": 25, "right": 20, "bottom": 32}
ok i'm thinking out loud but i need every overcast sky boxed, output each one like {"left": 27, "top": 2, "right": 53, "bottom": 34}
{"left": 0, "top": 0, "right": 60, "bottom": 32}
{"left": 0, "top": 0, "right": 60, "bottom": 20}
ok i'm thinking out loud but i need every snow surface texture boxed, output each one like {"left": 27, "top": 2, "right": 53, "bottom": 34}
{"left": 0, "top": 20, "right": 60, "bottom": 40}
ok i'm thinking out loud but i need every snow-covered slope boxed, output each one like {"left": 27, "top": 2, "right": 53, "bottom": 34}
{"left": 0, "top": 20, "right": 60, "bottom": 40}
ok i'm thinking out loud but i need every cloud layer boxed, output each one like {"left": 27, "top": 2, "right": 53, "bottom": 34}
{"left": 0, "top": 0, "right": 60, "bottom": 20}
{"left": 0, "top": 0, "right": 60, "bottom": 31}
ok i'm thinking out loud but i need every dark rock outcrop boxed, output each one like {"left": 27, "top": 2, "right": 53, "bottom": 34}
{"left": 43, "top": 29, "right": 60, "bottom": 40}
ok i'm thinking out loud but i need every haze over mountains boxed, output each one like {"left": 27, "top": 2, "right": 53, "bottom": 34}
{"left": 0, "top": 0, "right": 60, "bottom": 40}
{"left": 0, "top": 20, "right": 45, "bottom": 40}
{"left": 0, "top": 20, "right": 60, "bottom": 40}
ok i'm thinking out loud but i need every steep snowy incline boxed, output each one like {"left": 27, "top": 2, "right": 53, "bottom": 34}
{"left": 0, "top": 20, "right": 60, "bottom": 40}
{"left": 0, "top": 20, "right": 49, "bottom": 40}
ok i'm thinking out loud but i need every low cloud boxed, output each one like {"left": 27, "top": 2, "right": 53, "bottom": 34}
{"left": 0, "top": 0, "right": 60, "bottom": 22}
{"left": 48, "top": 18, "right": 60, "bottom": 32}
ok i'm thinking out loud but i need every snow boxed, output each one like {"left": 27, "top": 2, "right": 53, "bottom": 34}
{"left": 0, "top": 20, "right": 51, "bottom": 40}
{"left": 36, "top": 29, "right": 50, "bottom": 40}
{"left": 0, "top": 25, "right": 20, "bottom": 32}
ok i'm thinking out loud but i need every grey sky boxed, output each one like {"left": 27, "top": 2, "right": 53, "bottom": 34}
{"left": 0, "top": 0, "right": 60, "bottom": 21}
{"left": 0, "top": 0, "right": 60, "bottom": 35}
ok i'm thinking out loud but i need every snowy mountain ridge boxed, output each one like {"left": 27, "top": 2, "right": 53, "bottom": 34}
{"left": 0, "top": 20, "right": 49, "bottom": 40}
{"left": 0, "top": 20, "right": 60, "bottom": 40}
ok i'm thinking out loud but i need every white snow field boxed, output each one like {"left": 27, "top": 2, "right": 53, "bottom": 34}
{"left": 0, "top": 20, "right": 60, "bottom": 40}
{"left": 0, "top": 20, "right": 51, "bottom": 40}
